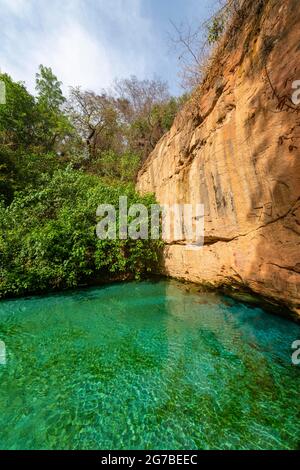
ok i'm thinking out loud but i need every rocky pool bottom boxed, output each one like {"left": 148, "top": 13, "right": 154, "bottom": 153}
{"left": 0, "top": 280, "right": 299, "bottom": 450}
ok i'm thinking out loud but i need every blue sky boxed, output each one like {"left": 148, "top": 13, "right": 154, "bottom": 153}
{"left": 0, "top": 0, "right": 217, "bottom": 96}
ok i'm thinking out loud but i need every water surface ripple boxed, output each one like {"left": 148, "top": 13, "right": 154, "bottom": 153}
{"left": 0, "top": 280, "right": 299, "bottom": 450}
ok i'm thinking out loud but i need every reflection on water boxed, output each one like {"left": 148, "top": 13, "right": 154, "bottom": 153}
{"left": 0, "top": 280, "right": 299, "bottom": 450}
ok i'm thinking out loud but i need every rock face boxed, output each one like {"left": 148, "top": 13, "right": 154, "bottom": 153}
{"left": 137, "top": 0, "right": 300, "bottom": 317}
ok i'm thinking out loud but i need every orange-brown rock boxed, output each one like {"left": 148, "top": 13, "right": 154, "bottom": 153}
{"left": 137, "top": 0, "right": 300, "bottom": 317}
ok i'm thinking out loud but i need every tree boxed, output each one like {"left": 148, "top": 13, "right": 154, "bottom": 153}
{"left": 35, "top": 65, "right": 73, "bottom": 153}
{"left": 0, "top": 73, "right": 37, "bottom": 201}
{"left": 168, "top": 0, "right": 240, "bottom": 90}
{"left": 0, "top": 67, "right": 183, "bottom": 188}
{"left": 114, "top": 76, "right": 170, "bottom": 122}
{"left": 36, "top": 65, "right": 65, "bottom": 111}
{"left": 0, "top": 147, "right": 18, "bottom": 203}
{"left": 0, "top": 69, "right": 74, "bottom": 202}
{"left": 0, "top": 73, "right": 36, "bottom": 150}
{"left": 114, "top": 76, "right": 176, "bottom": 161}
{"left": 67, "top": 88, "right": 121, "bottom": 160}
{"left": 168, "top": 20, "right": 205, "bottom": 90}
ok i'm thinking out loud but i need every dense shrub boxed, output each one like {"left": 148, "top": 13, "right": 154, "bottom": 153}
{"left": 0, "top": 168, "right": 162, "bottom": 298}
{"left": 0, "top": 68, "right": 169, "bottom": 299}
{"left": 84, "top": 150, "right": 140, "bottom": 182}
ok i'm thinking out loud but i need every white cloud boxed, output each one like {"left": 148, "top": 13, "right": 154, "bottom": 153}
{"left": 0, "top": 0, "right": 159, "bottom": 95}
{"left": 0, "top": 0, "right": 29, "bottom": 15}
{"left": 32, "top": 20, "right": 115, "bottom": 92}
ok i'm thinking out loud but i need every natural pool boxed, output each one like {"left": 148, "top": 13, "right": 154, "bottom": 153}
{"left": 0, "top": 280, "right": 299, "bottom": 450}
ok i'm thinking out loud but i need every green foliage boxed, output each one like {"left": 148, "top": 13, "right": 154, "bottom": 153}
{"left": 151, "top": 98, "right": 179, "bottom": 130}
{"left": 0, "top": 67, "right": 169, "bottom": 298}
{"left": 36, "top": 65, "right": 65, "bottom": 111}
{"left": 0, "top": 73, "right": 36, "bottom": 150}
{"left": 0, "top": 147, "right": 18, "bottom": 204}
{"left": 127, "top": 97, "right": 183, "bottom": 161}
{"left": 0, "top": 146, "right": 68, "bottom": 202}
{"left": 35, "top": 65, "right": 74, "bottom": 153}
{"left": 0, "top": 69, "right": 73, "bottom": 156}
{"left": 67, "top": 88, "right": 122, "bottom": 161}
{"left": 13, "top": 152, "right": 67, "bottom": 189}
{"left": 0, "top": 169, "right": 163, "bottom": 298}
{"left": 87, "top": 150, "right": 140, "bottom": 182}
{"left": 205, "top": 0, "right": 240, "bottom": 47}
{"left": 0, "top": 68, "right": 74, "bottom": 202}
{"left": 207, "top": 16, "right": 225, "bottom": 45}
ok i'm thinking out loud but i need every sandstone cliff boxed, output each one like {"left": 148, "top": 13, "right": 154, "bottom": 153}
{"left": 137, "top": 0, "right": 300, "bottom": 317}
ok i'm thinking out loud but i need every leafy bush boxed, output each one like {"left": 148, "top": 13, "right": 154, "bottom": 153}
{"left": 0, "top": 146, "right": 68, "bottom": 203}
{"left": 0, "top": 147, "right": 18, "bottom": 204}
{"left": 0, "top": 168, "right": 163, "bottom": 298}
{"left": 0, "top": 68, "right": 171, "bottom": 300}
{"left": 85, "top": 150, "right": 140, "bottom": 182}
{"left": 0, "top": 74, "right": 37, "bottom": 151}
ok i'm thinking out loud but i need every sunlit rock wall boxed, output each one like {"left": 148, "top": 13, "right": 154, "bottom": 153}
{"left": 137, "top": 0, "right": 300, "bottom": 316}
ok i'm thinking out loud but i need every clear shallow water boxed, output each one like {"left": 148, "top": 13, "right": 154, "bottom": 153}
{"left": 0, "top": 280, "right": 299, "bottom": 450}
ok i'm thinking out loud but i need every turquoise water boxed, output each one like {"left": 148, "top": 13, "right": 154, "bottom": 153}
{"left": 0, "top": 280, "right": 299, "bottom": 450}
